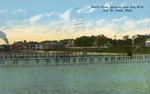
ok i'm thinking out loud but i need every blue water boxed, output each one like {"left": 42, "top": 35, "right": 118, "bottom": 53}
{"left": 0, "top": 63, "right": 150, "bottom": 94}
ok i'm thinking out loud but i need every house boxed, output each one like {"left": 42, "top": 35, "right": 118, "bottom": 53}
{"left": 10, "top": 42, "right": 24, "bottom": 50}
{"left": 104, "top": 41, "right": 112, "bottom": 48}
{"left": 40, "top": 41, "right": 64, "bottom": 50}
{"left": 65, "top": 40, "right": 74, "bottom": 48}
{"left": 92, "top": 41, "right": 112, "bottom": 48}
{"left": 145, "top": 39, "right": 150, "bottom": 47}
{"left": 28, "top": 41, "right": 39, "bottom": 50}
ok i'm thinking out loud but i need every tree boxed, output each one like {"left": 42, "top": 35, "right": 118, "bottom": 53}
{"left": 73, "top": 36, "right": 96, "bottom": 47}
{"left": 116, "top": 39, "right": 124, "bottom": 46}
{"left": 133, "top": 35, "right": 147, "bottom": 46}
{"left": 123, "top": 35, "right": 129, "bottom": 40}
{"left": 116, "top": 39, "right": 132, "bottom": 47}
{"left": 96, "top": 35, "right": 108, "bottom": 48}
{"left": 74, "top": 37, "right": 82, "bottom": 47}
{"left": 124, "top": 39, "right": 132, "bottom": 46}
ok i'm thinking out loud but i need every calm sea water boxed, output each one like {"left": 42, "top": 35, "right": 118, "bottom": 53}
{"left": 0, "top": 62, "right": 150, "bottom": 94}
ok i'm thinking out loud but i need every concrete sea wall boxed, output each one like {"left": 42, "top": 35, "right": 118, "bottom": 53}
{"left": 0, "top": 52, "right": 150, "bottom": 66}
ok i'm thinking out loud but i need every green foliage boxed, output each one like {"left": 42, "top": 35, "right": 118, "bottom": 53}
{"left": 73, "top": 35, "right": 96, "bottom": 47}
{"left": 116, "top": 39, "right": 132, "bottom": 47}
{"left": 125, "top": 39, "right": 132, "bottom": 46}
{"left": 133, "top": 35, "right": 147, "bottom": 46}
{"left": 96, "top": 35, "right": 108, "bottom": 47}
{"left": 74, "top": 34, "right": 134, "bottom": 47}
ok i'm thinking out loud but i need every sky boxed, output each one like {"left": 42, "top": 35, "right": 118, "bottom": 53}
{"left": 0, "top": 0, "right": 150, "bottom": 44}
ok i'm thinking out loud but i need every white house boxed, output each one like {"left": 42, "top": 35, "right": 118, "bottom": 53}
{"left": 145, "top": 39, "right": 150, "bottom": 47}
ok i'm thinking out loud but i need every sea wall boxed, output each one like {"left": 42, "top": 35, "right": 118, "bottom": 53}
{"left": 0, "top": 52, "right": 150, "bottom": 66}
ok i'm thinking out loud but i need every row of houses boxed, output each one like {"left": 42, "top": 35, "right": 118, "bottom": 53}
{"left": 9, "top": 40, "right": 73, "bottom": 50}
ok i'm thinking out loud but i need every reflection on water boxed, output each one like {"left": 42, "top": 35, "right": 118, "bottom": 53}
{"left": 0, "top": 63, "right": 150, "bottom": 94}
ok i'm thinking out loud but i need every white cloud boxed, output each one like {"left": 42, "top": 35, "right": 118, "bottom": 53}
{"left": 5, "top": 20, "right": 20, "bottom": 28}
{"left": 0, "top": 20, "right": 22, "bottom": 30}
{"left": 29, "top": 14, "right": 43, "bottom": 25}
{"left": 122, "top": 18, "right": 150, "bottom": 31}
{"left": 5, "top": 23, "right": 77, "bottom": 43}
{"left": 76, "top": 7, "right": 83, "bottom": 14}
{"left": 96, "top": 19, "right": 107, "bottom": 27}
{"left": 76, "top": 6, "right": 97, "bottom": 14}
{"left": 89, "top": 8, "right": 97, "bottom": 13}
{"left": 0, "top": 9, "right": 8, "bottom": 14}
{"left": 95, "top": 17, "right": 150, "bottom": 38}
{"left": 29, "top": 12, "right": 55, "bottom": 25}
{"left": 113, "top": 16, "right": 127, "bottom": 22}
{"left": 12, "top": 9, "right": 26, "bottom": 14}
{"left": 88, "top": 6, "right": 97, "bottom": 13}
{"left": 59, "top": 9, "right": 72, "bottom": 21}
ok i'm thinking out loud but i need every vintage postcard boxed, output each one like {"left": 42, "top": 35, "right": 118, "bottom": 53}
{"left": 0, "top": 0, "right": 150, "bottom": 94}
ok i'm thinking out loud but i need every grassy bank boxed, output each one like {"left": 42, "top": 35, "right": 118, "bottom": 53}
{"left": 41, "top": 47, "right": 150, "bottom": 54}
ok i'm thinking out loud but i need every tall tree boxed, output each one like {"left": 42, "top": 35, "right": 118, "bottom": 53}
{"left": 133, "top": 35, "right": 147, "bottom": 46}
{"left": 96, "top": 35, "right": 108, "bottom": 48}
{"left": 123, "top": 35, "right": 129, "bottom": 40}
{"left": 74, "top": 36, "right": 96, "bottom": 47}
